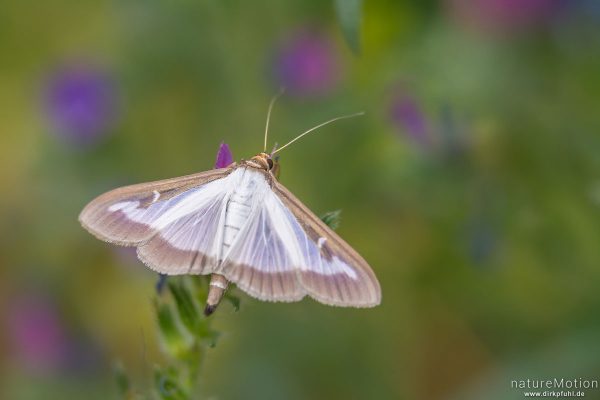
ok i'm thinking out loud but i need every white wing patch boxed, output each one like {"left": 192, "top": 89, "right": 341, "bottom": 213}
{"left": 215, "top": 171, "right": 364, "bottom": 303}
{"left": 317, "top": 237, "right": 327, "bottom": 249}
{"left": 268, "top": 193, "right": 358, "bottom": 280}
{"left": 136, "top": 169, "right": 243, "bottom": 275}
{"left": 214, "top": 170, "right": 304, "bottom": 301}
{"left": 108, "top": 201, "right": 136, "bottom": 212}
{"left": 106, "top": 179, "right": 228, "bottom": 232}
{"left": 151, "top": 182, "right": 228, "bottom": 231}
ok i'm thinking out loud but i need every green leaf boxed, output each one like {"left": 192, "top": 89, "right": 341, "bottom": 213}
{"left": 334, "top": 0, "right": 362, "bottom": 54}
{"left": 154, "top": 366, "right": 187, "bottom": 400}
{"left": 206, "top": 329, "right": 221, "bottom": 348}
{"left": 113, "top": 361, "right": 130, "bottom": 396}
{"left": 320, "top": 209, "right": 342, "bottom": 230}
{"left": 168, "top": 280, "right": 201, "bottom": 334}
{"left": 188, "top": 275, "right": 209, "bottom": 307}
{"left": 154, "top": 299, "right": 188, "bottom": 358}
{"left": 224, "top": 292, "right": 241, "bottom": 312}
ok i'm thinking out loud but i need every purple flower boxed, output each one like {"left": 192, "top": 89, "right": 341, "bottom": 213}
{"left": 7, "top": 293, "right": 69, "bottom": 373}
{"left": 214, "top": 142, "right": 233, "bottom": 168}
{"left": 273, "top": 30, "right": 341, "bottom": 97}
{"left": 389, "top": 90, "right": 431, "bottom": 148}
{"left": 447, "top": 0, "right": 565, "bottom": 34}
{"left": 44, "top": 62, "right": 119, "bottom": 146}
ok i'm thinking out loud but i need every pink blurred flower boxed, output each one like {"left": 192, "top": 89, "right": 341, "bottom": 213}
{"left": 44, "top": 62, "right": 120, "bottom": 146}
{"left": 447, "top": 0, "right": 565, "bottom": 34}
{"left": 7, "top": 293, "right": 69, "bottom": 372}
{"left": 389, "top": 89, "right": 431, "bottom": 149}
{"left": 273, "top": 30, "right": 342, "bottom": 97}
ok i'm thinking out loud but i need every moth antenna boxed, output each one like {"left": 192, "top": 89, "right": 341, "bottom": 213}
{"left": 272, "top": 112, "right": 365, "bottom": 155}
{"left": 264, "top": 88, "right": 285, "bottom": 152}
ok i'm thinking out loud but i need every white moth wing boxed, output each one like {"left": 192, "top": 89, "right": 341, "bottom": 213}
{"left": 217, "top": 169, "right": 381, "bottom": 307}
{"left": 216, "top": 171, "right": 305, "bottom": 301}
{"left": 136, "top": 180, "right": 230, "bottom": 275}
{"left": 272, "top": 179, "right": 381, "bottom": 307}
{"left": 79, "top": 167, "right": 234, "bottom": 274}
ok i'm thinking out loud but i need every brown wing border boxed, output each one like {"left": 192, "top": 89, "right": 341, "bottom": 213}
{"left": 272, "top": 177, "right": 382, "bottom": 307}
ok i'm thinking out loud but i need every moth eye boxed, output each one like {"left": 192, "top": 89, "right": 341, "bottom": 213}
{"left": 267, "top": 158, "right": 274, "bottom": 170}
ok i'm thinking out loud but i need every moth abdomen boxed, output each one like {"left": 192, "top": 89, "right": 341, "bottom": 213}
{"left": 205, "top": 274, "right": 229, "bottom": 316}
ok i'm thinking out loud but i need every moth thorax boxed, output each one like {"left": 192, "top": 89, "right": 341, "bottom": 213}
{"left": 248, "top": 153, "right": 271, "bottom": 170}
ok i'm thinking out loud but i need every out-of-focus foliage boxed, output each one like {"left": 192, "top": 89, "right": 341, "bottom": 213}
{"left": 1, "top": 1, "right": 600, "bottom": 399}
{"left": 335, "top": 0, "right": 363, "bottom": 53}
{"left": 151, "top": 277, "right": 218, "bottom": 399}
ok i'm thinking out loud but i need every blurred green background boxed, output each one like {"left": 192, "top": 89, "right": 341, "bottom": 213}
{"left": 2, "top": 0, "right": 600, "bottom": 399}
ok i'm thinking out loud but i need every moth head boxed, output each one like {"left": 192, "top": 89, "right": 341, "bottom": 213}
{"left": 249, "top": 153, "right": 274, "bottom": 171}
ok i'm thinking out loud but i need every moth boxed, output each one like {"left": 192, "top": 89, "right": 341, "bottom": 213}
{"left": 79, "top": 96, "right": 381, "bottom": 315}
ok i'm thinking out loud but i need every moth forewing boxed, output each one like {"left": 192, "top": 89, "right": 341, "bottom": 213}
{"left": 78, "top": 167, "right": 234, "bottom": 247}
